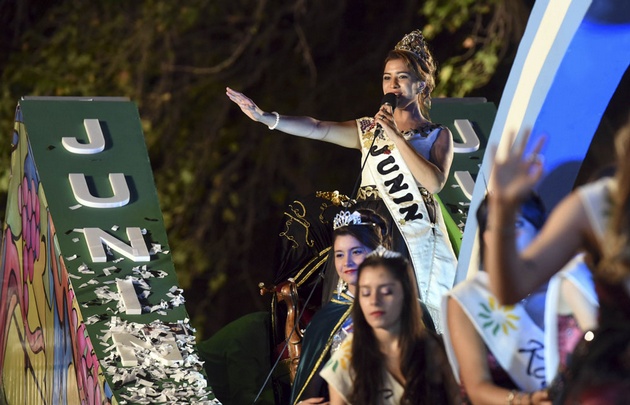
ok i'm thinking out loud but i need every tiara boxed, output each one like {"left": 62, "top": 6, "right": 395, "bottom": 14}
{"left": 394, "top": 29, "right": 428, "bottom": 63}
{"left": 368, "top": 245, "right": 403, "bottom": 259}
{"left": 333, "top": 211, "right": 363, "bottom": 230}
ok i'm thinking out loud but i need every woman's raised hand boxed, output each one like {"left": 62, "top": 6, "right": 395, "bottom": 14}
{"left": 226, "top": 87, "right": 264, "bottom": 122}
{"left": 490, "top": 129, "right": 546, "bottom": 205}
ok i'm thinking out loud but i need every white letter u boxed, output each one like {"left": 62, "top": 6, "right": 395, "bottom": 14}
{"left": 69, "top": 173, "right": 130, "bottom": 208}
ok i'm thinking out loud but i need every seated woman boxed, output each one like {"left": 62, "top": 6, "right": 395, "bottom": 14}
{"left": 291, "top": 209, "right": 389, "bottom": 404}
{"left": 320, "top": 247, "right": 459, "bottom": 404}
{"left": 442, "top": 193, "right": 552, "bottom": 405}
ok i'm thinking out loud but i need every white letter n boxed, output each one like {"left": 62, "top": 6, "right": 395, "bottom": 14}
{"left": 81, "top": 227, "right": 150, "bottom": 262}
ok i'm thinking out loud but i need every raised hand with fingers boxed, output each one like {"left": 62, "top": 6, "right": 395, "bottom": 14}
{"left": 490, "top": 129, "right": 546, "bottom": 205}
{"left": 225, "top": 87, "right": 265, "bottom": 122}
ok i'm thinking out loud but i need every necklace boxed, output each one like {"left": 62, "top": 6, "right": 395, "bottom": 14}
{"left": 401, "top": 121, "right": 437, "bottom": 139}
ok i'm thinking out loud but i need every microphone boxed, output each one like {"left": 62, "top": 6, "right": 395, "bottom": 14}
{"left": 349, "top": 93, "right": 399, "bottom": 203}
{"left": 375, "top": 93, "right": 397, "bottom": 135}
{"left": 380, "top": 92, "right": 398, "bottom": 113}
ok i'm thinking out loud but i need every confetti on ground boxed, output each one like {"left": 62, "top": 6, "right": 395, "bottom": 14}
{"left": 60, "top": 231, "right": 218, "bottom": 403}
{"left": 78, "top": 279, "right": 100, "bottom": 288}
{"left": 78, "top": 263, "right": 94, "bottom": 274}
{"left": 97, "top": 317, "right": 218, "bottom": 404}
{"left": 103, "top": 266, "right": 119, "bottom": 277}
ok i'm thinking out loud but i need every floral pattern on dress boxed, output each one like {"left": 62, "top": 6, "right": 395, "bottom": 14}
{"left": 358, "top": 117, "right": 395, "bottom": 153}
{"left": 329, "top": 336, "right": 352, "bottom": 373}
{"left": 478, "top": 296, "right": 520, "bottom": 336}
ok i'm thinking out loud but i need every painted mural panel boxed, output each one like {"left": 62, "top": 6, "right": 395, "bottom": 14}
{"left": 0, "top": 105, "right": 113, "bottom": 404}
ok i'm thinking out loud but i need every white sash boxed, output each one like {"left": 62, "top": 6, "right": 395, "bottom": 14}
{"left": 357, "top": 118, "right": 456, "bottom": 332}
{"left": 442, "top": 272, "right": 547, "bottom": 391}
{"left": 577, "top": 176, "right": 614, "bottom": 242}
{"left": 544, "top": 254, "right": 598, "bottom": 384}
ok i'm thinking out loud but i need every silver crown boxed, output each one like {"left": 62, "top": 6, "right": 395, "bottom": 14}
{"left": 333, "top": 211, "right": 362, "bottom": 230}
{"left": 368, "top": 245, "right": 403, "bottom": 259}
{"left": 394, "top": 29, "right": 428, "bottom": 63}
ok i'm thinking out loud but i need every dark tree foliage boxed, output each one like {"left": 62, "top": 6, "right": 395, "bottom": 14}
{"left": 0, "top": 0, "right": 532, "bottom": 339}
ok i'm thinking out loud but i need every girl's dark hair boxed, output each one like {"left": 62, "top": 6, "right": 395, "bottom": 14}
{"left": 332, "top": 209, "right": 390, "bottom": 250}
{"left": 322, "top": 209, "right": 391, "bottom": 303}
{"left": 601, "top": 115, "right": 630, "bottom": 282}
{"left": 476, "top": 191, "right": 546, "bottom": 260}
{"left": 348, "top": 254, "right": 452, "bottom": 404}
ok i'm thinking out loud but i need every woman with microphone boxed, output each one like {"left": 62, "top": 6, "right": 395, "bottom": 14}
{"left": 227, "top": 29, "right": 456, "bottom": 331}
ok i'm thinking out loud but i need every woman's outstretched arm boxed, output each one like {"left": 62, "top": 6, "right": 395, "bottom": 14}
{"left": 226, "top": 87, "right": 359, "bottom": 148}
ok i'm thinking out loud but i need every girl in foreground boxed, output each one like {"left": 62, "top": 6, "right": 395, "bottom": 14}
{"left": 320, "top": 248, "right": 459, "bottom": 404}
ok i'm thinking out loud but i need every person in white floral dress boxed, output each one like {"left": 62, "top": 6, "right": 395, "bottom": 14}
{"left": 320, "top": 247, "right": 459, "bottom": 404}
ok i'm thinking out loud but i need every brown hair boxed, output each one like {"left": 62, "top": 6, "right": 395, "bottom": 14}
{"left": 384, "top": 48, "right": 436, "bottom": 118}
{"left": 332, "top": 209, "right": 390, "bottom": 250}
{"left": 600, "top": 115, "right": 630, "bottom": 282}
{"left": 348, "top": 254, "right": 455, "bottom": 404}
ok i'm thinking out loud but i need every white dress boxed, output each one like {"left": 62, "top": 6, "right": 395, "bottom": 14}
{"left": 355, "top": 117, "right": 457, "bottom": 332}
{"left": 319, "top": 334, "right": 404, "bottom": 405}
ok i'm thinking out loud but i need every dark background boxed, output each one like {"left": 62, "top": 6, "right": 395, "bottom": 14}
{"left": 16, "top": 0, "right": 628, "bottom": 341}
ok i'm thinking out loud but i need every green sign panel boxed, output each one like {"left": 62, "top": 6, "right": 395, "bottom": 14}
{"left": 0, "top": 98, "right": 217, "bottom": 404}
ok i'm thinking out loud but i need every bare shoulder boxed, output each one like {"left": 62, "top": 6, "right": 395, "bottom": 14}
{"left": 437, "top": 125, "right": 453, "bottom": 138}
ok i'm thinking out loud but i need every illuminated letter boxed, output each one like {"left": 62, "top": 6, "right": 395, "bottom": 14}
{"left": 453, "top": 119, "right": 481, "bottom": 153}
{"left": 454, "top": 171, "right": 475, "bottom": 200}
{"left": 116, "top": 279, "right": 142, "bottom": 315}
{"left": 112, "top": 332, "right": 183, "bottom": 367}
{"left": 69, "top": 173, "right": 130, "bottom": 208}
{"left": 62, "top": 119, "right": 106, "bottom": 154}
{"left": 81, "top": 227, "right": 150, "bottom": 262}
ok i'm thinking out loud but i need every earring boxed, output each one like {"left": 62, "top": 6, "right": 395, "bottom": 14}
{"left": 336, "top": 277, "right": 346, "bottom": 298}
